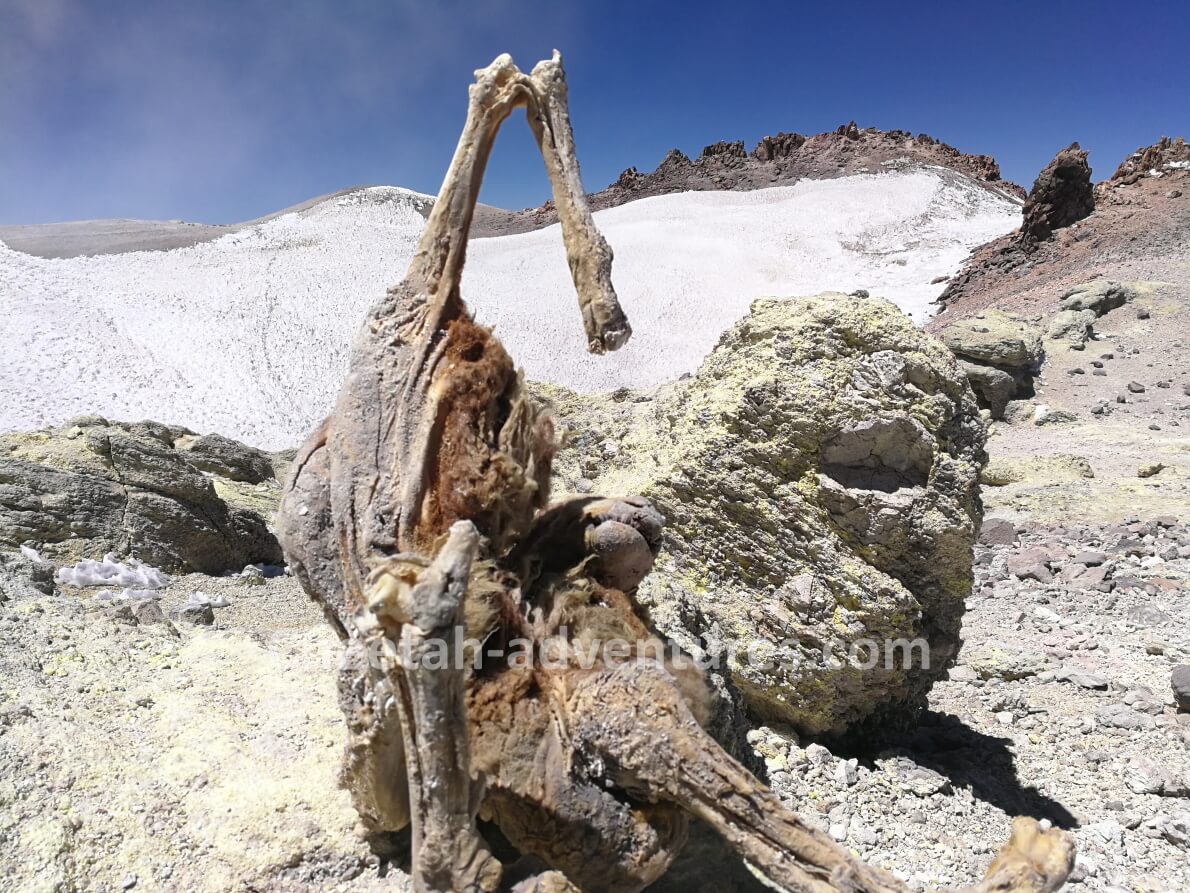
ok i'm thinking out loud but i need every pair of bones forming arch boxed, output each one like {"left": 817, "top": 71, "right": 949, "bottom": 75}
{"left": 277, "top": 52, "right": 1074, "bottom": 893}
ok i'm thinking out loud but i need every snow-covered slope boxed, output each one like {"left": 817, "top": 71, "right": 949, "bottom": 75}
{"left": 0, "top": 170, "right": 1019, "bottom": 449}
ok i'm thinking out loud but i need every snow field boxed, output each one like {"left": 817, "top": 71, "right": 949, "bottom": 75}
{"left": 0, "top": 173, "right": 1019, "bottom": 449}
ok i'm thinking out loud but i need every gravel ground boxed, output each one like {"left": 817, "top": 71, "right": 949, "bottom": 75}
{"left": 5, "top": 515, "right": 1186, "bottom": 892}
{"left": 756, "top": 517, "right": 1190, "bottom": 892}
{"left": 0, "top": 572, "right": 407, "bottom": 893}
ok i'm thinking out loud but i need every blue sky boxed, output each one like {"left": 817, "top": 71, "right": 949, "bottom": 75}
{"left": 2, "top": 0, "right": 1187, "bottom": 224}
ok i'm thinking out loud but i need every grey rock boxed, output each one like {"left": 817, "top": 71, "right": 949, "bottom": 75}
{"left": 1126, "top": 757, "right": 1189, "bottom": 797}
{"left": 1162, "top": 812, "right": 1190, "bottom": 850}
{"left": 1059, "top": 281, "right": 1135, "bottom": 316}
{"left": 1048, "top": 308, "right": 1097, "bottom": 344}
{"left": 964, "top": 642, "right": 1049, "bottom": 680}
{"left": 0, "top": 551, "right": 55, "bottom": 600}
{"left": 1074, "top": 564, "right": 1112, "bottom": 588}
{"left": 1173, "top": 665, "right": 1190, "bottom": 713}
{"left": 834, "top": 759, "right": 859, "bottom": 787}
{"left": 1007, "top": 547, "right": 1055, "bottom": 582}
{"left": 946, "top": 665, "right": 978, "bottom": 683}
{"left": 1056, "top": 668, "right": 1109, "bottom": 690}
{"left": 170, "top": 602, "right": 215, "bottom": 626}
{"left": 130, "top": 599, "right": 168, "bottom": 625}
{"left": 1095, "top": 703, "right": 1157, "bottom": 731}
{"left": 805, "top": 743, "right": 832, "bottom": 765}
{"left": 0, "top": 421, "right": 282, "bottom": 574}
{"left": 1011, "top": 562, "right": 1053, "bottom": 583}
{"left": 103, "top": 602, "right": 138, "bottom": 625}
{"left": 175, "top": 433, "right": 275, "bottom": 484}
{"left": 960, "top": 361, "right": 1016, "bottom": 418}
{"left": 1034, "top": 408, "right": 1078, "bottom": 426}
{"left": 979, "top": 518, "right": 1019, "bottom": 546}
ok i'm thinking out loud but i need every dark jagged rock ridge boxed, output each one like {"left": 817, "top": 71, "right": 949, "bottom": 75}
{"left": 932, "top": 136, "right": 1190, "bottom": 323}
{"left": 1112, "top": 136, "right": 1190, "bottom": 183}
{"left": 480, "top": 124, "right": 1024, "bottom": 236}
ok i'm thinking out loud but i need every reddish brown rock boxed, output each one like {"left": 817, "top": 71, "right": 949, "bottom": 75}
{"left": 482, "top": 124, "right": 1023, "bottom": 236}
{"left": 751, "top": 131, "right": 806, "bottom": 161}
{"left": 1112, "top": 136, "right": 1190, "bottom": 184}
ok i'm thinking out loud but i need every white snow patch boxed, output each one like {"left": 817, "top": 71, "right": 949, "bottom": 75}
{"left": 189, "top": 591, "right": 230, "bottom": 608}
{"left": 56, "top": 554, "right": 170, "bottom": 589}
{"left": 1, "top": 169, "right": 1019, "bottom": 449}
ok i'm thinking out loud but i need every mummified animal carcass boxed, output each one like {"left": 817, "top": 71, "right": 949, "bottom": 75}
{"left": 277, "top": 52, "right": 1074, "bottom": 893}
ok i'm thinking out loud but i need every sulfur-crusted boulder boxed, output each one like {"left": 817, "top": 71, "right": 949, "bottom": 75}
{"left": 0, "top": 420, "right": 284, "bottom": 573}
{"left": 540, "top": 293, "right": 986, "bottom": 739}
{"left": 938, "top": 310, "right": 1043, "bottom": 372}
{"left": 938, "top": 310, "right": 1044, "bottom": 417}
{"left": 1047, "top": 308, "right": 1097, "bottom": 344}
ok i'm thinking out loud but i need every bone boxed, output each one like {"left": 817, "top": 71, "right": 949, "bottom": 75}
{"left": 369, "top": 521, "right": 502, "bottom": 893}
{"left": 566, "top": 663, "right": 1072, "bottom": 893}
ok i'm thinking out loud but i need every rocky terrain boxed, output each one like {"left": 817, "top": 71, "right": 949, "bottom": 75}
{"left": 2, "top": 134, "right": 1189, "bottom": 892}
{"left": 487, "top": 123, "right": 1025, "bottom": 236}
{"left": 933, "top": 137, "right": 1190, "bottom": 325}
{"left": 750, "top": 515, "right": 1190, "bottom": 892}
{"left": 0, "top": 418, "right": 288, "bottom": 573}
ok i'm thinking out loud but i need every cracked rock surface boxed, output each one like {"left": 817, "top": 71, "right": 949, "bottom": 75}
{"left": 0, "top": 417, "right": 286, "bottom": 573}
{"left": 539, "top": 292, "right": 986, "bottom": 740}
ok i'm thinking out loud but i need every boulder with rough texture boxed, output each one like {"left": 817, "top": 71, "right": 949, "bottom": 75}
{"left": 939, "top": 311, "right": 1044, "bottom": 373}
{"left": 1047, "top": 308, "right": 1097, "bottom": 344}
{"left": 938, "top": 311, "right": 1044, "bottom": 416}
{"left": 961, "top": 361, "right": 1016, "bottom": 419}
{"left": 1173, "top": 665, "right": 1190, "bottom": 712}
{"left": 0, "top": 550, "right": 55, "bottom": 599}
{"left": 1019, "top": 142, "right": 1094, "bottom": 246}
{"left": 1059, "top": 280, "right": 1135, "bottom": 315}
{"left": 979, "top": 518, "right": 1019, "bottom": 546}
{"left": 0, "top": 420, "right": 284, "bottom": 573}
{"left": 175, "top": 432, "right": 275, "bottom": 484}
{"left": 540, "top": 293, "right": 987, "bottom": 739}
{"left": 1112, "top": 136, "right": 1190, "bottom": 183}
{"left": 751, "top": 131, "right": 807, "bottom": 161}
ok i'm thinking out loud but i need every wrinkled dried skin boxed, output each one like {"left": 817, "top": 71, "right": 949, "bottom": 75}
{"left": 276, "top": 51, "right": 1074, "bottom": 893}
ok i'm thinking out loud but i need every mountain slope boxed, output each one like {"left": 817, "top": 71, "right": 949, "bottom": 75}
{"left": 931, "top": 137, "right": 1190, "bottom": 326}
{"left": 1, "top": 169, "right": 1019, "bottom": 449}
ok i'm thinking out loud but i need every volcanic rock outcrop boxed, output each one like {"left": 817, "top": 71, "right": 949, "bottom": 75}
{"left": 541, "top": 293, "right": 987, "bottom": 739}
{"left": 1112, "top": 136, "right": 1190, "bottom": 184}
{"left": 933, "top": 135, "right": 1189, "bottom": 321}
{"left": 0, "top": 417, "right": 285, "bottom": 573}
{"left": 1018, "top": 143, "right": 1094, "bottom": 248}
{"left": 488, "top": 124, "right": 1023, "bottom": 235}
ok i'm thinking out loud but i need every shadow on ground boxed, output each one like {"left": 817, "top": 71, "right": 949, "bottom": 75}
{"left": 855, "top": 710, "right": 1079, "bottom": 829}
